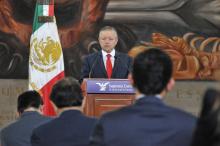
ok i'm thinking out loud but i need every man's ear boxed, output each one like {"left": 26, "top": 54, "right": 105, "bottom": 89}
{"left": 81, "top": 98, "right": 86, "bottom": 112}
{"left": 128, "top": 73, "right": 134, "bottom": 86}
{"left": 39, "top": 104, "right": 44, "bottom": 114}
{"left": 116, "top": 36, "right": 119, "bottom": 43}
{"left": 166, "top": 78, "right": 175, "bottom": 92}
{"left": 50, "top": 101, "right": 58, "bottom": 114}
{"left": 16, "top": 111, "right": 21, "bottom": 118}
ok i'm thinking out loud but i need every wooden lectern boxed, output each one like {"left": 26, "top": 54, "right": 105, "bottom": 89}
{"left": 81, "top": 79, "right": 135, "bottom": 117}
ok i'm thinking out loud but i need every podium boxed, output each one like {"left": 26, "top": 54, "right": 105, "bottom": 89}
{"left": 81, "top": 79, "right": 135, "bottom": 117}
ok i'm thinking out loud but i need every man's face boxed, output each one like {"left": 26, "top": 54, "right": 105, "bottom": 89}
{"left": 99, "top": 30, "right": 118, "bottom": 53}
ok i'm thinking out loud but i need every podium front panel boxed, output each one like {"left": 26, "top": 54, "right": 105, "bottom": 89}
{"left": 82, "top": 79, "right": 135, "bottom": 117}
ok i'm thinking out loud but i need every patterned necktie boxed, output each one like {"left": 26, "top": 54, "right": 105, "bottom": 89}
{"left": 106, "top": 54, "right": 112, "bottom": 78}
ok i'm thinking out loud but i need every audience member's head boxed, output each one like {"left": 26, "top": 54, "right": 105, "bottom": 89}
{"left": 200, "top": 89, "right": 220, "bottom": 117}
{"left": 212, "top": 109, "right": 220, "bottom": 146}
{"left": 132, "top": 48, "right": 174, "bottom": 96}
{"left": 31, "top": 77, "right": 96, "bottom": 146}
{"left": 50, "top": 77, "right": 83, "bottom": 109}
{"left": 17, "top": 90, "right": 43, "bottom": 115}
{"left": 191, "top": 88, "right": 220, "bottom": 146}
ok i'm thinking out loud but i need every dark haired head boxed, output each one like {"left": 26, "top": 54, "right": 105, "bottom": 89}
{"left": 132, "top": 48, "right": 173, "bottom": 95}
{"left": 191, "top": 89, "right": 220, "bottom": 146}
{"left": 50, "top": 77, "right": 83, "bottom": 108}
{"left": 213, "top": 108, "right": 220, "bottom": 146}
{"left": 200, "top": 89, "right": 220, "bottom": 117}
{"left": 17, "top": 90, "right": 43, "bottom": 114}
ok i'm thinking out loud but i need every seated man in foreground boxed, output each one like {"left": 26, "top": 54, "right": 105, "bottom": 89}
{"left": 0, "top": 90, "right": 51, "bottom": 146}
{"left": 31, "top": 77, "right": 97, "bottom": 146}
{"left": 90, "top": 48, "right": 196, "bottom": 146}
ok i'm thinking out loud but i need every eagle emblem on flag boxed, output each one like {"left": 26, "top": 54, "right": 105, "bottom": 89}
{"left": 30, "top": 36, "right": 62, "bottom": 72}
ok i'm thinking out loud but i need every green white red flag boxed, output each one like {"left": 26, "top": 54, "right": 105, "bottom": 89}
{"left": 29, "top": 0, "right": 65, "bottom": 116}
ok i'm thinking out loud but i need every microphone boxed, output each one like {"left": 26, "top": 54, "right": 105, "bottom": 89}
{"left": 89, "top": 53, "right": 100, "bottom": 78}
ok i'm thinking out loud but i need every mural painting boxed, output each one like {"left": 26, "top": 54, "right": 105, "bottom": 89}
{"left": 0, "top": 0, "right": 219, "bottom": 80}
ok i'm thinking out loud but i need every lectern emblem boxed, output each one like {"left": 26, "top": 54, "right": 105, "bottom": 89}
{"left": 96, "top": 82, "right": 110, "bottom": 91}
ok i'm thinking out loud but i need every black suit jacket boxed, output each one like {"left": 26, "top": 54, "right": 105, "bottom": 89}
{"left": 31, "top": 110, "right": 97, "bottom": 146}
{"left": 80, "top": 51, "right": 132, "bottom": 82}
{"left": 90, "top": 96, "right": 196, "bottom": 146}
{"left": 1, "top": 111, "right": 51, "bottom": 146}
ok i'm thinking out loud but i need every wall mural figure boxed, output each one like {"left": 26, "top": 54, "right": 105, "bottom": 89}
{"left": 106, "top": 0, "right": 220, "bottom": 80}
{"left": 0, "top": 0, "right": 109, "bottom": 79}
{"left": 0, "top": 0, "right": 219, "bottom": 80}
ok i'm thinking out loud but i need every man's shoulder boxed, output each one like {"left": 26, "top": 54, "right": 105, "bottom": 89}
{"left": 1, "top": 113, "right": 51, "bottom": 134}
{"left": 34, "top": 115, "right": 52, "bottom": 127}
{"left": 167, "top": 105, "right": 196, "bottom": 120}
{"left": 1, "top": 116, "right": 26, "bottom": 134}
{"left": 1, "top": 121, "right": 18, "bottom": 136}
{"left": 100, "top": 104, "right": 134, "bottom": 122}
{"left": 32, "top": 117, "right": 56, "bottom": 136}
{"left": 116, "top": 51, "right": 131, "bottom": 59}
{"left": 164, "top": 106, "right": 197, "bottom": 133}
{"left": 24, "top": 112, "right": 52, "bottom": 125}
{"left": 85, "top": 52, "right": 100, "bottom": 59}
{"left": 99, "top": 97, "right": 196, "bottom": 123}
{"left": 143, "top": 97, "right": 196, "bottom": 121}
{"left": 83, "top": 115, "right": 97, "bottom": 122}
{"left": 33, "top": 113, "right": 96, "bottom": 135}
{"left": 1, "top": 119, "right": 26, "bottom": 138}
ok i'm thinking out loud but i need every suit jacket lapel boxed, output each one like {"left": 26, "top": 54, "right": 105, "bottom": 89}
{"left": 111, "top": 51, "right": 120, "bottom": 78}
{"left": 97, "top": 51, "right": 108, "bottom": 78}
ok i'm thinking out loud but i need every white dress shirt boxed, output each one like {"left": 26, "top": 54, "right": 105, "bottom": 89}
{"left": 102, "top": 49, "right": 116, "bottom": 69}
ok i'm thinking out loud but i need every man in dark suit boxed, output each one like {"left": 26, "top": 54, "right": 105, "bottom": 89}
{"left": 0, "top": 90, "right": 51, "bottom": 146}
{"left": 90, "top": 48, "right": 196, "bottom": 146}
{"left": 80, "top": 26, "right": 132, "bottom": 82}
{"left": 31, "top": 77, "right": 97, "bottom": 146}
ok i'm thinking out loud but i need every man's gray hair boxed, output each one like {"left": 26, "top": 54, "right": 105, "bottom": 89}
{"left": 99, "top": 26, "right": 118, "bottom": 37}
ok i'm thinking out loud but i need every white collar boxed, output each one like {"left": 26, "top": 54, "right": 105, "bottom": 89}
{"left": 155, "top": 94, "right": 163, "bottom": 99}
{"left": 102, "top": 49, "right": 115, "bottom": 57}
{"left": 135, "top": 94, "right": 145, "bottom": 100}
{"left": 135, "top": 94, "right": 163, "bottom": 100}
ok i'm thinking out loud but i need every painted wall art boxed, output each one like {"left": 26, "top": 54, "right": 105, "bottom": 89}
{"left": 0, "top": 0, "right": 219, "bottom": 80}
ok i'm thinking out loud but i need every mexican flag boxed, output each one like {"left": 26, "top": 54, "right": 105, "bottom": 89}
{"left": 29, "top": 0, "right": 65, "bottom": 116}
